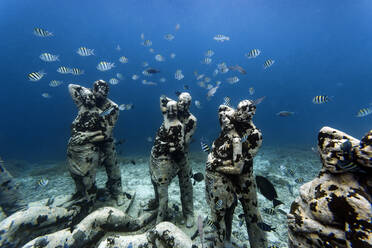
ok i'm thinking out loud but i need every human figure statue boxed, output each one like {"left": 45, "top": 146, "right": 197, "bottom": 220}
{"left": 205, "top": 100, "right": 267, "bottom": 248}
{"left": 176, "top": 92, "right": 197, "bottom": 227}
{"left": 288, "top": 126, "right": 372, "bottom": 247}
{"left": 67, "top": 80, "right": 124, "bottom": 207}
{"left": 149, "top": 98, "right": 185, "bottom": 224}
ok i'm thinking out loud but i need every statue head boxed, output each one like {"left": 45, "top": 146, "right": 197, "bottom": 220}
{"left": 218, "top": 105, "right": 235, "bottom": 131}
{"left": 177, "top": 92, "right": 192, "bottom": 113}
{"left": 166, "top": 100, "right": 178, "bottom": 120}
{"left": 235, "top": 100, "right": 256, "bottom": 122}
{"left": 92, "top": 80, "right": 109, "bottom": 100}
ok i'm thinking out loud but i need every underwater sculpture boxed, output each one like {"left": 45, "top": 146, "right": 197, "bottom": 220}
{"left": 288, "top": 126, "right": 372, "bottom": 248}
{"left": 0, "top": 157, "right": 24, "bottom": 217}
{"left": 205, "top": 100, "right": 268, "bottom": 248}
{"left": 147, "top": 93, "right": 197, "bottom": 227}
{"left": 148, "top": 98, "right": 186, "bottom": 224}
{"left": 67, "top": 80, "right": 124, "bottom": 207}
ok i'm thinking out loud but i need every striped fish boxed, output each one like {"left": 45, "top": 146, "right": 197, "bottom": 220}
{"left": 215, "top": 199, "right": 223, "bottom": 210}
{"left": 263, "top": 208, "right": 276, "bottom": 215}
{"left": 38, "top": 178, "right": 49, "bottom": 187}
{"left": 33, "top": 28, "right": 53, "bottom": 37}
{"left": 76, "top": 47, "right": 94, "bottom": 56}
{"left": 295, "top": 177, "right": 304, "bottom": 183}
{"left": 201, "top": 57, "right": 212, "bottom": 65}
{"left": 223, "top": 96, "right": 231, "bottom": 106}
{"left": 57, "top": 66, "right": 71, "bottom": 74}
{"left": 28, "top": 71, "right": 46, "bottom": 81}
{"left": 39, "top": 53, "right": 59, "bottom": 62}
{"left": 119, "top": 56, "right": 128, "bottom": 63}
{"left": 200, "top": 141, "right": 210, "bottom": 153}
{"left": 109, "top": 78, "right": 119, "bottom": 85}
{"left": 356, "top": 107, "right": 372, "bottom": 117}
{"left": 97, "top": 61, "right": 115, "bottom": 71}
{"left": 71, "top": 68, "right": 84, "bottom": 75}
{"left": 246, "top": 49, "right": 261, "bottom": 59}
{"left": 204, "top": 217, "right": 216, "bottom": 230}
{"left": 312, "top": 95, "right": 329, "bottom": 104}
{"left": 264, "top": 59, "right": 275, "bottom": 69}
{"left": 49, "top": 80, "right": 63, "bottom": 87}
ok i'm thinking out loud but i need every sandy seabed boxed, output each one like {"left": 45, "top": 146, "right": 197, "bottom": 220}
{"left": 6, "top": 146, "right": 321, "bottom": 248}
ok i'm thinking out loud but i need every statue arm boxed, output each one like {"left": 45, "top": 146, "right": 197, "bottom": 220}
{"left": 68, "top": 84, "right": 91, "bottom": 107}
{"left": 216, "top": 136, "right": 244, "bottom": 174}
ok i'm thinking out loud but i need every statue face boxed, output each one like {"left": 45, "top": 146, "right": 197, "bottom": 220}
{"left": 177, "top": 93, "right": 191, "bottom": 112}
{"left": 218, "top": 105, "right": 235, "bottom": 131}
{"left": 93, "top": 80, "right": 109, "bottom": 99}
{"left": 167, "top": 101, "right": 178, "bottom": 119}
{"left": 235, "top": 100, "right": 256, "bottom": 122}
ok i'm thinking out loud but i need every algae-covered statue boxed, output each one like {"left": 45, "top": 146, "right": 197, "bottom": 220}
{"left": 149, "top": 98, "right": 186, "bottom": 225}
{"left": 67, "top": 79, "right": 124, "bottom": 207}
{"left": 288, "top": 126, "right": 372, "bottom": 248}
{"left": 205, "top": 100, "right": 267, "bottom": 248}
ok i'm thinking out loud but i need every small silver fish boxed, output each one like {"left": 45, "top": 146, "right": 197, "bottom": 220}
{"left": 100, "top": 107, "right": 115, "bottom": 116}
{"left": 142, "top": 39, "right": 152, "bottom": 47}
{"left": 207, "top": 85, "right": 219, "bottom": 99}
{"left": 202, "top": 57, "right": 212, "bottom": 65}
{"left": 213, "top": 34, "right": 230, "bottom": 42}
{"left": 164, "top": 34, "right": 175, "bottom": 41}
{"left": 227, "top": 76, "right": 239, "bottom": 84}
{"left": 276, "top": 111, "right": 294, "bottom": 117}
{"left": 155, "top": 54, "right": 165, "bottom": 62}
{"left": 195, "top": 100, "right": 201, "bottom": 109}
{"left": 41, "top": 93, "right": 51, "bottom": 98}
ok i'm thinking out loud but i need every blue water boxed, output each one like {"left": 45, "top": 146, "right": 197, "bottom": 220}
{"left": 0, "top": 0, "right": 371, "bottom": 162}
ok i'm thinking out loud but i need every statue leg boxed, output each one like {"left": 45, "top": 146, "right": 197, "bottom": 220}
{"left": 177, "top": 155, "right": 194, "bottom": 227}
{"left": 238, "top": 173, "right": 268, "bottom": 248}
{"left": 205, "top": 172, "right": 235, "bottom": 248}
{"left": 156, "top": 183, "right": 169, "bottom": 224}
{"left": 102, "top": 141, "right": 124, "bottom": 206}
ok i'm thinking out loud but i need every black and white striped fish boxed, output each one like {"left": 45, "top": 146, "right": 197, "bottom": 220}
{"left": 295, "top": 177, "right": 304, "bottom": 183}
{"left": 49, "top": 80, "right": 63, "bottom": 87}
{"left": 28, "top": 71, "right": 46, "bottom": 81}
{"left": 356, "top": 107, "right": 372, "bottom": 117}
{"left": 39, "top": 53, "right": 59, "bottom": 62}
{"left": 263, "top": 208, "right": 276, "bottom": 215}
{"left": 57, "top": 66, "right": 71, "bottom": 74}
{"left": 246, "top": 49, "right": 261, "bottom": 59}
{"left": 215, "top": 199, "right": 223, "bottom": 210}
{"left": 264, "top": 59, "right": 275, "bottom": 69}
{"left": 76, "top": 47, "right": 94, "bottom": 56}
{"left": 312, "top": 95, "right": 330, "bottom": 104}
{"left": 223, "top": 96, "right": 231, "bottom": 106}
{"left": 34, "top": 28, "right": 53, "bottom": 37}
{"left": 200, "top": 141, "right": 210, "bottom": 153}
{"left": 71, "top": 68, "right": 84, "bottom": 75}
{"left": 38, "top": 178, "right": 49, "bottom": 187}
{"left": 97, "top": 61, "right": 115, "bottom": 71}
